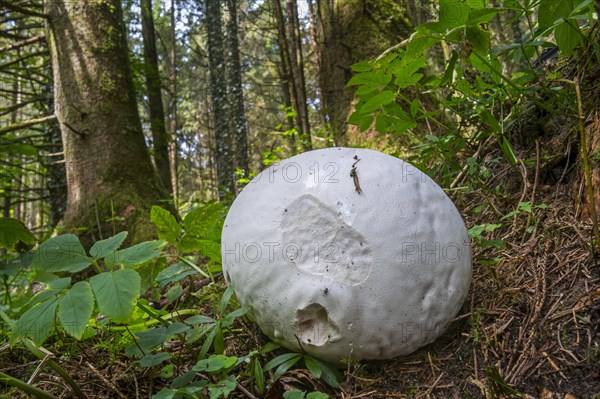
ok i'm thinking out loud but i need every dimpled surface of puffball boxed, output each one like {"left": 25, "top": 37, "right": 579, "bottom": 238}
{"left": 221, "top": 148, "right": 472, "bottom": 363}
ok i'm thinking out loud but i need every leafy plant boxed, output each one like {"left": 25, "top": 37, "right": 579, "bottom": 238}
{"left": 264, "top": 351, "right": 342, "bottom": 389}
{"left": 347, "top": 0, "right": 598, "bottom": 185}
{"left": 10, "top": 232, "right": 165, "bottom": 344}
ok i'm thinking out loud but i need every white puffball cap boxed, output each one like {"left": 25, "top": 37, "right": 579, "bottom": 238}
{"left": 221, "top": 148, "right": 472, "bottom": 363}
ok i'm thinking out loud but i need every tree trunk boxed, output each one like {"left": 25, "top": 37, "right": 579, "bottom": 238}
{"left": 169, "top": 0, "right": 179, "bottom": 205}
{"left": 206, "top": 0, "right": 235, "bottom": 200}
{"left": 271, "top": 0, "right": 302, "bottom": 154}
{"left": 226, "top": 0, "right": 250, "bottom": 178}
{"left": 46, "top": 0, "right": 168, "bottom": 243}
{"left": 285, "top": 0, "right": 312, "bottom": 150}
{"left": 141, "top": 0, "right": 173, "bottom": 196}
{"left": 311, "top": 0, "right": 410, "bottom": 146}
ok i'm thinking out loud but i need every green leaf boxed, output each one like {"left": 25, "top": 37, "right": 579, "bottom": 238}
{"left": 273, "top": 355, "right": 302, "bottom": 380}
{"left": 105, "top": 240, "right": 165, "bottom": 268}
{"left": 90, "top": 269, "right": 141, "bottom": 322}
{"left": 253, "top": 360, "right": 265, "bottom": 393}
{"left": 435, "top": 0, "right": 470, "bottom": 32}
{"left": 155, "top": 262, "right": 196, "bottom": 288}
{"left": 208, "top": 375, "right": 237, "bottom": 399}
{"left": 0, "top": 217, "right": 36, "bottom": 251}
{"left": 11, "top": 298, "right": 59, "bottom": 344}
{"left": 304, "top": 356, "right": 322, "bottom": 378}
{"left": 185, "top": 315, "right": 217, "bottom": 324}
{"left": 350, "top": 61, "right": 372, "bottom": 72}
{"left": 32, "top": 234, "right": 93, "bottom": 273}
{"left": 139, "top": 352, "right": 172, "bottom": 367}
{"left": 219, "top": 287, "right": 234, "bottom": 316}
{"left": 499, "top": 137, "right": 518, "bottom": 165}
{"left": 554, "top": 21, "right": 580, "bottom": 56}
{"left": 347, "top": 69, "right": 392, "bottom": 87}
{"left": 58, "top": 281, "right": 94, "bottom": 339}
{"left": 466, "top": 25, "right": 490, "bottom": 55}
{"left": 361, "top": 90, "right": 397, "bottom": 113}
{"left": 283, "top": 391, "right": 306, "bottom": 399}
{"left": 264, "top": 352, "right": 302, "bottom": 371}
{"left": 151, "top": 206, "right": 181, "bottom": 244}
{"left": 440, "top": 50, "right": 459, "bottom": 87}
{"left": 307, "top": 393, "right": 330, "bottom": 399}
{"left": 317, "top": 360, "right": 342, "bottom": 388}
{"left": 136, "top": 327, "right": 169, "bottom": 351}
{"left": 193, "top": 355, "right": 238, "bottom": 373}
{"left": 90, "top": 231, "right": 128, "bottom": 259}
{"left": 183, "top": 203, "right": 224, "bottom": 241}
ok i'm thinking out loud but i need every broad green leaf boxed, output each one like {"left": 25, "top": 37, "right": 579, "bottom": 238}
{"left": 437, "top": 0, "right": 470, "bottom": 31}
{"left": 32, "top": 234, "right": 93, "bottom": 273}
{"left": 58, "top": 281, "right": 94, "bottom": 339}
{"left": 554, "top": 21, "right": 580, "bottom": 56}
{"left": 155, "top": 262, "right": 196, "bottom": 288}
{"left": 466, "top": 25, "right": 490, "bottom": 55}
{"left": 177, "top": 238, "right": 221, "bottom": 262}
{"left": 0, "top": 217, "right": 36, "bottom": 251}
{"left": 152, "top": 388, "right": 176, "bottom": 399}
{"left": 104, "top": 240, "right": 165, "bottom": 268}
{"left": 283, "top": 391, "right": 305, "bottom": 399}
{"left": 151, "top": 206, "right": 181, "bottom": 244}
{"left": 136, "top": 327, "right": 169, "bottom": 351}
{"left": 207, "top": 375, "right": 236, "bottom": 398}
{"left": 307, "top": 393, "right": 330, "bottom": 399}
{"left": 193, "top": 355, "right": 238, "bottom": 373}
{"left": 254, "top": 360, "right": 265, "bottom": 393}
{"left": 11, "top": 298, "right": 60, "bottom": 344}
{"left": 350, "top": 61, "right": 372, "bottom": 72}
{"left": 361, "top": 90, "right": 397, "bottom": 113}
{"left": 90, "top": 231, "right": 128, "bottom": 259}
{"left": 183, "top": 203, "right": 224, "bottom": 242}
{"left": 347, "top": 69, "right": 392, "bottom": 87}
{"left": 139, "top": 352, "right": 172, "bottom": 367}
{"left": 90, "top": 269, "right": 141, "bottom": 322}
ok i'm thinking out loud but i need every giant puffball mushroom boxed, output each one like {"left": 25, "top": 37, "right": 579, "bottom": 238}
{"left": 221, "top": 148, "right": 472, "bottom": 363}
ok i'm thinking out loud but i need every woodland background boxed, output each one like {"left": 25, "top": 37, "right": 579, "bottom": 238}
{"left": 0, "top": 0, "right": 599, "bottom": 398}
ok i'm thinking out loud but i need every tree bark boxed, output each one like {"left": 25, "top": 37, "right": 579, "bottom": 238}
{"left": 46, "top": 0, "right": 168, "bottom": 242}
{"left": 285, "top": 0, "right": 312, "bottom": 150}
{"left": 271, "top": 0, "right": 297, "bottom": 152}
{"left": 311, "top": 0, "right": 410, "bottom": 146}
{"left": 141, "top": 0, "right": 173, "bottom": 195}
{"left": 206, "top": 0, "right": 235, "bottom": 200}
{"left": 168, "top": 0, "right": 179, "bottom": 205}
{"left": 226, "top": 0, "right": 250, "bottom": 177}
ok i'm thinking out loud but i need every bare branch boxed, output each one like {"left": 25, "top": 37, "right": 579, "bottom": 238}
{"left": 0, "top": 115, "right": 56, "bottom": 136}
{"left": 0, "top": 34, "right": 46, "bottom": 53}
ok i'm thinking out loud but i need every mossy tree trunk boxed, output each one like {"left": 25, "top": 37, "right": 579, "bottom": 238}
{"left": 46, "top": 0, "right": 168, "bottom": 243}
{"left": 141, "top": 0, "right": 173, "bottom": 195}
{"left": 311, "top": 0, "right": 412, "bottom": 146}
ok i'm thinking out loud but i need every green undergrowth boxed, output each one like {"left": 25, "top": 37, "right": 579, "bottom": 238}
{"left": 0, "top": 204, "right": 337, "bottom": 398}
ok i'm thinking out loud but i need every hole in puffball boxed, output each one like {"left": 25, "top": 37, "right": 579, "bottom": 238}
{"left": 295, "top": 303, "right": 336, "bottom": 347}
